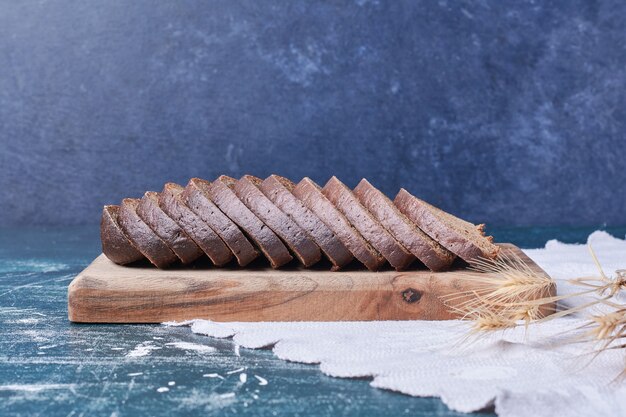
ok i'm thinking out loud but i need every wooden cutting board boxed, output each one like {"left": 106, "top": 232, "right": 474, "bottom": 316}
{"left": 68, "top": 244, "right": 556, "bottom": 323}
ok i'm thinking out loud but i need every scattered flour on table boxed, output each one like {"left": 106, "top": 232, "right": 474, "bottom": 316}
{"left": 202, "top": 373, "right": 224, "bottom": 379}
{"left": 126, "top": 341, "right": 162, "bottom": 358}
{"left": 38, "top": 344, "right": 57, "bottom": 350}
{"left": 165, "top": 342, "right": 216, "bottom": 353}
{"left": 0, "top": 384, "right": 76, "bottom": 392}
{"left": 0, "top": 260, "right": 69, "bottom": 274}
{"left": 254, "top": 375, "right": 268, "bottom": 386}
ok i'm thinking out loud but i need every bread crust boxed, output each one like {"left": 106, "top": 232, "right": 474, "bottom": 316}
{"left": 260, "top": 175, "right": 353, "bottom": 270}
{"left": 183, "top": 178, "right": 259, "bottom": 267}
{"left": 208, "top": 175, "right": 292, "bottom": 268}
{"left": 293, "top": 178, "right": 384, "bottom": 271}
{"left": 394, "top": 188, "right": 500, "bottom": 263}
{"left": 117, "top": 198, "right": 178, "bottom": 268}
{"left": 353, "top": 179, "right": 455, "bottom": 271}
{"left": 159, "top": 183, "right": 233, "bottom": 266}
{"left": 137, "top": 191, "right": 203, "bottom": 265}
{"left": 323, "top": 177, "right": 414, "bottom": 271}
{"left": 100, "top": 205, "right": 144, "bottom": 265}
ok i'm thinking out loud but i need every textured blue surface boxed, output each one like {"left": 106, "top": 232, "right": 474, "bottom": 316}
{"left": 1, "top": 1, "right": 625, "bottom": 227}
{"left": 0, "top": 226, "right": 489, "bottom": 417}
{"left": 1, "top": 226, "right": 626, "bottom": 416}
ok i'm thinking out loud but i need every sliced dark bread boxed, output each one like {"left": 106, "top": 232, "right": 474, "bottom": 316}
{"left": 208, "top": 175, "right": 292, "bottom": 268}
{"left": 260, "top": 175, "right": 353, "bottom": 270}
{"left": 100, "top": 205, "right": 144, "bottom": 265}
{"left": 394, "top": 188, "right": 500, "bottom": 263}
{"left": 137, "top": 191, "right": 203, "bottom": 265}
{"left": 353, "top": 179, "right": 456, "bottom": 271}
{"left": 159, "top": 183, "right": 233, "bottom": 266}
{"left": 117, "top": 198, "right": 178, "bottom": 268}
{"left": 182, "top": 178, "right": 259, "bottom": 267}
{"left": 322, "top": 176, "right": 414, "bottom": 271}
{"left": 235, "top": 175, "right": 321, "bottom": 267}
{"left": 292, "top": 177, "right": 385, "bottom": 271}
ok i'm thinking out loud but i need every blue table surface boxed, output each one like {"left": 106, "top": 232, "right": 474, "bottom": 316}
{"left": 1, "top": 225, "right": 625, "bottom": 417}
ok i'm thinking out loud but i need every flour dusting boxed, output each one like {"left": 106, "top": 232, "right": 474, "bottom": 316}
{"left": 254, "top": 375, "right": 268, "bottom": 386}
{"left": 126, "top": 341, "right": 162, "bottom": 358}
{"left": 202, "top": 373, "right": 224, "bottom": 379}
{"left": 165, "top": 342, "right": 216, "bottom": 353}
{"left": 0, "top": 384, "right": 76, "bottom": 392}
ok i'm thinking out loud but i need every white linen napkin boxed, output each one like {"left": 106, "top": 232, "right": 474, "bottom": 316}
{"left": 167, "top": 231, "right": 626, "bottom": 417}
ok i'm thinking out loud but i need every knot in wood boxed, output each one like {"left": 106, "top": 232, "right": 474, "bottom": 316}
{"left": 401, "top": 288, "right": 422, "bottom": 303}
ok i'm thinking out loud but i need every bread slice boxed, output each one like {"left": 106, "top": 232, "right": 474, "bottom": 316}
{"left": 208, "top": 175, "right": 293, "bottom": 268}
{"left": 292, "top": 177, "right": 385, "bottom": 271}
{"left": 182, "top": 178, "right": 259, "bottom": 267}
{"left": 394, "top": 188, "right": 500, "bottom": 263}
{"left": 159, "top": 183, "right": 233, "bottom": 266}
{"left": 322, "top": 177, "right": 414, "bottom": 271}
{"left": 137, "top": 191, "right": 203, "bottom": 265}
{"left": 260, "top": 175, "right": 353, "bottom": 270}
{"left": 117, "top": 198, "right": 178, "bottom": 268}
{"left": 100, "top": 205, "right": 144, "bottom": 265}
{"left": 235, "top": 175, "right": 321, "bottom": 267}
{"left": 353, "top": 179, "right": 455, "bottom": 271}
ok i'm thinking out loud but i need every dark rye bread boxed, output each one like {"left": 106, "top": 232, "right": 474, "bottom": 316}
{"left": 117, "top": 198, "right": 178, "bottom": 268}
{"left": 235, "top": 175, "right": 321, "bottom": 267}
{"left": 182, "top": 178, "right": 259, "bottom": 267}
{"left": 159, "top": 183, "right": 233, "bottom": 266}
{"left": 260, "top": 175, "right": 353, "bottom": 270}
{"left": 322, "top": 177, "right": 415, "bottom": 271}
{"left": 394, "top": 188, "right": 500, "bottom": 263}
{"left": 292, "top": 178, "right": 385, "bottom": 271}
{"left": 137, "top": 191, "right": 203, "bottom": 265}
{"left": 353, "top": 179, "right": 456, "bottom": 271}
{"left": 208, "top": 175, "right": 292, "bottom": 268}
{"left": 100, "top": 205, "right": 144, "bottom": 265}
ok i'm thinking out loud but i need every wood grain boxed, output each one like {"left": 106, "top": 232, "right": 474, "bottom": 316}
{"left": 68, "top": 244, "right": 556, "bottom": 323}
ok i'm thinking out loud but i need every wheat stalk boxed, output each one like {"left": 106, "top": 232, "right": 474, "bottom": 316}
{"left": 443, "top": 249, "right": 555, "bottom": 332}
{"left": 448, "top": 243, "right": 626, "bottom": 376}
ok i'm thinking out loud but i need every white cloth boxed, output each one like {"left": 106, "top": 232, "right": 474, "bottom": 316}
{"left": 166, "top": 231, "right": 626, "bottom": 417}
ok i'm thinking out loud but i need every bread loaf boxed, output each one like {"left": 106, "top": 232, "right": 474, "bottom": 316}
{"left": 101, "top": 175, "right": 498, "bottom": 271}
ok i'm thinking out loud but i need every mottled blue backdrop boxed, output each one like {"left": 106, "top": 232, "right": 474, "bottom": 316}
{"left": 1, "top": 1, "right": 624, "bottom": 227}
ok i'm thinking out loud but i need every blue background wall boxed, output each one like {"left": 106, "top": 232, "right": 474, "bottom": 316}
{"left": 1, "top": 1, "right": 624, "bottom": 227}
